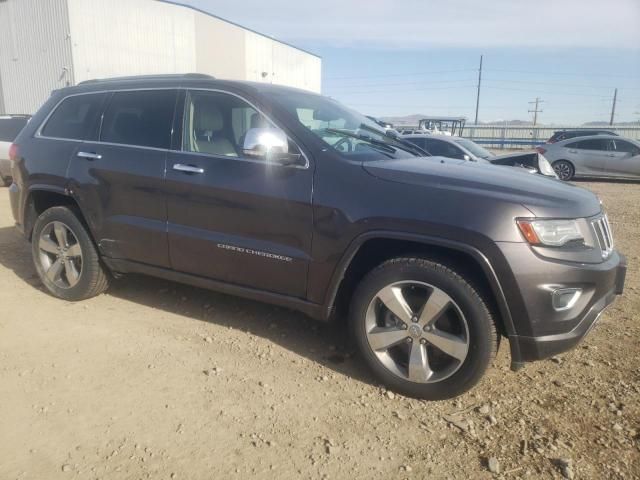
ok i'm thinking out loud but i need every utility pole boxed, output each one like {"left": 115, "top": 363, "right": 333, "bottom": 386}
{"left": 528, "top": 97, "right": 544, "bottom": 126}
{"left": 474, "top": 55, "right": 483, "bottom": 125}
{"left": 609, "top": 88, "right": 617, "bottom": 126}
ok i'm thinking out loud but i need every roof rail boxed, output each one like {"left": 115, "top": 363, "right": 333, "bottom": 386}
{"left": 78, "top": 73, "right": 215, "bottom": 85}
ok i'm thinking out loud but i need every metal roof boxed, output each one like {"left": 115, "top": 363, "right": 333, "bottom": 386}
{"left": 156, "top": 0, "right": 321, "bottom": 59}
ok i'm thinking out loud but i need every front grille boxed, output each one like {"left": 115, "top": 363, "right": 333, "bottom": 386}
{"left": 591, "top": 215, "right": 614, "bottom": 258}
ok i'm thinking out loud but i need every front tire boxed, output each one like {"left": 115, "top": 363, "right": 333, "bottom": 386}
{"left": 32, "top": 206, "right": 109, "bottom": 301}
{"left": 553, "top": 160, "right": 574, "bottom": 181}
{"left": 350, "top": 257, "right": 497, "bottom": 400}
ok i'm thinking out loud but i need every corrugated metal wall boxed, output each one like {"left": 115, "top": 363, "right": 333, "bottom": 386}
{"left": 67, "top": 0, "right": 197, "bottom": 84}
{"left": 0, "top": 0, "right": 321, "bottom": 114}
{"left": 244, "top": 31, "right": 321, "bottom": 93}
{"left": 0, "top": 0, "right": 73, "bottom": 114}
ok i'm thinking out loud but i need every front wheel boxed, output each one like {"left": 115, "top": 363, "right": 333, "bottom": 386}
{"left": 553, "top": 160, "right": 574, "bottom": 181}
{"left": 350, "top": 258, "right": 497, "bottom": 400}
{"left": 32, "top": 206, "right": 110, "bottom": 301}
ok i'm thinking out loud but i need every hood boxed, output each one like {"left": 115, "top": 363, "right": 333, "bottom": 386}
{"left": 363, "top": 156, "right": 601, "bottom": 218}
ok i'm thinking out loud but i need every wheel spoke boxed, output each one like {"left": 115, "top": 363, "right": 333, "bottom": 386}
{"left": 367, "top": 327, "right": 408, "bottom": 351}
{"left": 39, "top": 236, "right": 59, "bottom": 255}
{"left": 418, "top": 288, "right": 450, "bottom": 326}
{"left": 407, "top": 342, "right": 433, "bottom": 382}
{"left": 66, "top": 243, "right": 82, "bottom": 258}
{"left": 53, "top": 222, "right": 68, "bottom": 247}
{"left": 46, "top": 258, "right": 64, "bottom": 282}
{"left": 377, "top": 285, "right": 413, "bottom": 323}
{"left": 423, "top": 328, "right": 468, "bottom": 361}
{"left": 64, "top": 260, "right": 80, "bottom": 285}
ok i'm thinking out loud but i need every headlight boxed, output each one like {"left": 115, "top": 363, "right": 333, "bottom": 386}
{"left": 517, "top": 219, "right": 584, "bottom": 246}
{"left": 537, "top": 154, "right": 557, "bottom": 177}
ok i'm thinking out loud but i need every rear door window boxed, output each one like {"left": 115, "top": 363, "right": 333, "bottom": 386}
{"left": 574, "top": 139, "right": 610, "bottom": 151}
{"left": 41, "top": 94, "right": 107, "bottom": 140}
{"left": 100, "top": 90, "right": 177, "bottom": 149}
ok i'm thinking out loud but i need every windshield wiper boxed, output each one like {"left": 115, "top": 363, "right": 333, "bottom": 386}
{"left": 357, "top": 123, "right": 430, "bottom": 157}
{"left": 323, "top": 128, "right": 398, "bottom": 155}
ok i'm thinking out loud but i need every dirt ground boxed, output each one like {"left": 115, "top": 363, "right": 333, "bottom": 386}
{"left": 0, "top": 181, "right": 638, "bottom": 480}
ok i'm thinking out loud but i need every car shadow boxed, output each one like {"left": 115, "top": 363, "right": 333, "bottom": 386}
{"left": 0, "top": 225, "right": 375, "bottom": 386}
{"left": 572, "top": 178, "right": 640, "bottom": 185}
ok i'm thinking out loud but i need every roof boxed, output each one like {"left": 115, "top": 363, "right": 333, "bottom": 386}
{"left": 156, "top": 0, "right": 321, "bottom": 59}
{"left": 62, "top": 74, "right": 319, "bottom": 98}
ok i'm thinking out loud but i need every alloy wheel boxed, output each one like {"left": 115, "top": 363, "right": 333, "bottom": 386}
{"left": 38, "top": 221, "right": 83, "bottom": 289}
{"left": 365, "top": 281, "right": 470, "bottom": 383}
{"left": 553, "top": 161, "right": 573, "bottom": 181}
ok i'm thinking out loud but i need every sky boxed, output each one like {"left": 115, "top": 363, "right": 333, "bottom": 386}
{"left": 184, "top": 0, "right": 640, "bottom": 125}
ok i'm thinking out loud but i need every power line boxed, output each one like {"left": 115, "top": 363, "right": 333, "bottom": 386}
{"left": 324, "top": 68, "right": 476, "bottom": 81}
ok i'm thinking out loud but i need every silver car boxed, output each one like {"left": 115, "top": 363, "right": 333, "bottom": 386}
{"left": 540, "top": 135, "right": 640, "bottom": 181}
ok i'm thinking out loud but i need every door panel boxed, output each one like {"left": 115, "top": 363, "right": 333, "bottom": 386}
{"left": 68, "top": 143, "right": 170, "bottom": 266}
{"left": 67, "top": 89, "right": 177, "bottom": 268}
{"left": 568, "top": 138, "right": 610, "bottom": 175}
{"left": 165, "top": 90, "right": 313, "bottom": 298}
{"left": 606, "top": 140, "right": 640, "bottom": 178}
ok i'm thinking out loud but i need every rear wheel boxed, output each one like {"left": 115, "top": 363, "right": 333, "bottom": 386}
{"left": 32, "top": 206, "right": 109, "bottom": 301}
{"left": 350, "top": 257, "right": 497, "bottom": 400}
{"left": 553, "top": 160, "right": 574, "bottom": 181}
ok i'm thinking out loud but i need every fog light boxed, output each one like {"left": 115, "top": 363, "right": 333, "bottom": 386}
{"left": 551, "top": 288, "right": 582, "bottom": 311}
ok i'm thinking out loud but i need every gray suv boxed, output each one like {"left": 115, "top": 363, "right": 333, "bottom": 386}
{"left": 8, "top": 74, "right": 627, "bottom": 399}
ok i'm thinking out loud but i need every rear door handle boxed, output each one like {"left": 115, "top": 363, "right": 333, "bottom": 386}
{"left": 568, "top": 149, "right": 577, "bottom": 153}
{"left": 173, "top": 163, "right": 204, "bottom": 174}
{"left": 77, "top": 151, "right": 102, "bottom": 160}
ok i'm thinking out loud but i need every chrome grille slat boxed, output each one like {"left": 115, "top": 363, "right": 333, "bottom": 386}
{"left": 591, "top": 215, "right": 614, "bottom": 258}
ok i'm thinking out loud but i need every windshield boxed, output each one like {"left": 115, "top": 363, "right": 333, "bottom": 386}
{"left": 453, "top": 138, "right": 493, "bottom": 159}
{"left": 267, "top": 91, "right": 418, "bottom": 160}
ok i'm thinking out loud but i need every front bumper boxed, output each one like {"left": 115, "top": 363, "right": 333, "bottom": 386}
{"left": 497, "top": 242, "right": 626, "bottom": 365}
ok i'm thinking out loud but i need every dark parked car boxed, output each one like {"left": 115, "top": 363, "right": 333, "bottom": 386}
{"left": 8, "top": 74, "right": 626, "bottom": 399}
{"left": 546, "top": 129, "right": 618, "bottom": 144}
{"left": 403, "top": 134, "right": 557, "bottom": 177}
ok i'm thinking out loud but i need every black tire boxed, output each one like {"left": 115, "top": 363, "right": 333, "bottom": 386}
{"left": 350, "top": 257, "right": 497, "bottom": 400}
{"left": 552, "top": 160, "right": 574, "bottom": 181}
{"left": 0, "top": 176, "right": 10, "bottom": 187}
{"left": 32, "top": 206, "right": 109, "bottom": 301}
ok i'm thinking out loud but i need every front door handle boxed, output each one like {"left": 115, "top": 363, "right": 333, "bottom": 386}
{"left": 173, "top": 163, "right": 204, "bottom": 174}
{"left": 77, "top": 151, "right": 102, "bottom": 160}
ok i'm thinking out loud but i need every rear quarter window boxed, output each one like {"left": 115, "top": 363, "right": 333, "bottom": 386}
{"left": 41, "top": 94, "right": 107, "bottom": 140}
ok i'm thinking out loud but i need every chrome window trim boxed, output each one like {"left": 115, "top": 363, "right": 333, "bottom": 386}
{"left": 34, "top": 86, "right": 311, "bottom": 170}
{"left": 182, "top": 88, "right": 310, "bottom": 170}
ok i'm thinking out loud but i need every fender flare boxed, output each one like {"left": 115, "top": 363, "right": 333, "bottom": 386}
{"left": 322, "top": 231, "right": 521, "bottom": 360}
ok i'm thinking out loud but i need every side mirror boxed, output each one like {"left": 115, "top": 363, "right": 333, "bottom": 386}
{"left": 243, "top": 127, "right": 302, "bottom": 165}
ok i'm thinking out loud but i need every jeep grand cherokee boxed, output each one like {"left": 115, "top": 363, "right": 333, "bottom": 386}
{"left": 8, "top": 74, "right": 626, "bottom": 399}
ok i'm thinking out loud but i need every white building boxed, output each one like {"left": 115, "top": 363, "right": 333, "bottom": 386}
{"left": 0, "top": 0, "right": 322, "bottom": 114}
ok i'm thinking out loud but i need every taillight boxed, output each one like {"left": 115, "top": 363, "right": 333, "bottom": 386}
{"left": 8, "top": 143, "right": 19, "bottom": 162}
{"left": 535, "top": 146, "right": 547, "bottom": 155}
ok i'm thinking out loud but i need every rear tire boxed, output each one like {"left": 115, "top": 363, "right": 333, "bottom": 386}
{"left": 32, "top": 206, "right": 109, "bottom": 301}
{"left": 350, "top": 257, "right": 497, "bottom": 400}
{"left": 553, "top": 160, "right": 574, "bottom": 181}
